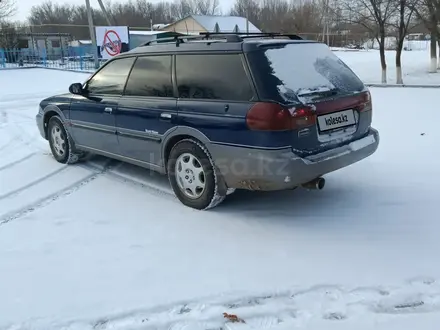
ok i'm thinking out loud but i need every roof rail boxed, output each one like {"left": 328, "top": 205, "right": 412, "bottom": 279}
{"left": 138, "top": 32, "right": 303, "bottom": 47}
{"left": 199, "top": 32, "right": 303, "bottom": 41}
{"left": 139, "top": 35, "right": 200, "bottom": 47}
{"left": 139, "top": 33, "right": 241, "bottom": 47}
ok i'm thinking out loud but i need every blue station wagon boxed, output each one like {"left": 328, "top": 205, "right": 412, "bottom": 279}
{"left": 36, "top": 33, "right": 380, "bottom": 210}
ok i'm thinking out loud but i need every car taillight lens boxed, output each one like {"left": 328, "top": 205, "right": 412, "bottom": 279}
{"left": 291, "top": 107, "right": 316, "bottom": 129}
{"left": 246, "top": 102, "right": 316, "bottom": 131}
{"left": 359, "top": 91, "right": 372, "bottom": 112}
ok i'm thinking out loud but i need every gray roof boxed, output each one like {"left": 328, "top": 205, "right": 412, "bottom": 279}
{"left": 191, "top": 15, "right": 261, "bottom": 33}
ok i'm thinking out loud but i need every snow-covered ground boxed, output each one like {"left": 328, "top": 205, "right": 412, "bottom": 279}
{"left": 1, "top": 69, "right": 440, "bottom": 330}
{"left": 335, "top": 49, "right": 440, "bottom": 85}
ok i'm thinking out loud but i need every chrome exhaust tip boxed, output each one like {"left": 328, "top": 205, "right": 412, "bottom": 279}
{"left": 301, "top": 177, "right": 325, "bottom": 190}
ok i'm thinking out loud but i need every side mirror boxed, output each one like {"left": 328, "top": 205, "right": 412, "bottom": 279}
{"left": 69, "top": 83, "right": 84, "bottom": 95}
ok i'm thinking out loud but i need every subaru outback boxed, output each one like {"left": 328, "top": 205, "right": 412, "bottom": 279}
{"left": 36, "top": 32, "right": 379, "bottom": 210}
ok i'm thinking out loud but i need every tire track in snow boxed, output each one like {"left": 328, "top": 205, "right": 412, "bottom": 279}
{"left": 0, "top": 122, "right": 45, "bottom": 158}
{"left": 0, "top": 155, "right": 175, "bottom": 227}
{"left": 0, "top": 136, "right": 14, "bottom": 152}
{"left": 32, "top": 277, "right": 439, "bottom": 330}
{"left": 0, "top": 109, "right": 7, "bottom": 127}
{"left": 0, "top": 104, "right": 47, "bottom": 153}
{"left": 0, "top": 164, "right": 69, "bottom": 201}
{"left": 13, "top": 121, "right": 47, "bottom": 152}
{"left": 80, "top": 162, "right": 176, "bottom": 202}
{"left": 0, "top": 153, "right": 37, "bottom": 172}
{"left": 0, "top": 160, "right": 116, "bottom": 226}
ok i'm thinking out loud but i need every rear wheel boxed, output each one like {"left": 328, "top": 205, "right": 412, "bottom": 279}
{"left": 167, "top": 139, "right": 226, "bottom": 210}
{"left": 47, "top": 116, "right": 82, "bottom": 164}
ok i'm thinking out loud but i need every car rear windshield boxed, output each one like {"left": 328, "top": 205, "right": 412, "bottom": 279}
{"left": 246, "top": 42, "right": 365, "bottom": 104}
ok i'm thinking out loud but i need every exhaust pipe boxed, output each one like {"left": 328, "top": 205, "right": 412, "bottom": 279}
{"left": 301, "top": 177, "right": 325, "bottom": 190}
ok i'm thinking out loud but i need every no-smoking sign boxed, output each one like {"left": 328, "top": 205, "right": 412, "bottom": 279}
{"left": 96, "top": 26, "right": 129, "bottom": 60}
{"left": 102, "top": 30, "right": 121, "bottom": 56}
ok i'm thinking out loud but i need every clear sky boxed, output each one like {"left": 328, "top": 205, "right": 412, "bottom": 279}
{"left": 13, "top": 0, "right": 235, "bottom": 22}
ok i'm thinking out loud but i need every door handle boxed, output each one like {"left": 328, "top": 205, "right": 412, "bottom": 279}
{"left": 104, "top": 107, "right": 113, "bottom": 113}
{"left": 160, "top": 113, "right": 172, "bottom": 120}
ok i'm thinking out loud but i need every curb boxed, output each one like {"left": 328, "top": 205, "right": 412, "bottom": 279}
{"left": 0, "top": 66, "right": 93, "bottom": 74}
{"left": 0, "top": 66, "right": 37, "bottom": 70}
{"left": 38, "top": 66, "right": 95, "bottom": 74}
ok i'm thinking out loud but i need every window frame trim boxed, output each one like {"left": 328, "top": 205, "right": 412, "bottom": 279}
{"left": 122, "top": 54, "right": 176, "bottom": 99}
{"left": 83, "top": 56, "right": 136, "bottom": 96}
{"left": 173, "top": 52, "right": 258, "bottom": 103}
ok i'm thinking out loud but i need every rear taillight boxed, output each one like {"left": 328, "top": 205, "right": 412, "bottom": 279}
{"left": 359, "top": 91, "right": 372, "bottom": 112}
{"left": 246, "top": 102, "right": 315, "bottom": 131}
{"left": 246, "top": 102, "right": 291, "bottom": 131}
{"left": 291, "top": 107, "right": 316, "bottom": 129}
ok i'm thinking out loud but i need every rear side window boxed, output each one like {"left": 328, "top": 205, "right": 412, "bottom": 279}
{"left": 86, "top": 57, "right": 135, "bottom": 95}
{"left": 124, "top": 55, "right": 173, "bottom": 97}
{"left": 176, "top": 54, "right": 253, "bottom": 101}
{"left": 246, "top": 43, "right": 365, "bottom": 103}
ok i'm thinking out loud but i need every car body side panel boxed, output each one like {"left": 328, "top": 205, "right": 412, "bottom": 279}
{"left": 37, "top": 94, "right": 74, "bottom": 139}
{"left": 116, "top": 96, "right": 178, "bottom": 166}
{"left": 69, "top": 94, "right": 120, "bottom": 154}
{"left": 175, "top": 100, "right": 293, "bottom": 149}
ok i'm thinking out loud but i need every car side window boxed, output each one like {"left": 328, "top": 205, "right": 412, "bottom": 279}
{"left": 86, "top": 57, "right": 135, "bottom": 95}
{"left": 175, "top": 54, "right": 253, "bottom": 101}
{"left": 124, "top": 55, "right": 173, "bottom": 97}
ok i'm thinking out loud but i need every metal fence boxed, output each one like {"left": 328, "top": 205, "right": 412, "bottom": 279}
{"left": 0, "top": 46, "right": 104, "bottom": 71}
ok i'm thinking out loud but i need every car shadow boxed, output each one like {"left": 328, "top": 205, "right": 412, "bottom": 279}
{"left": 84, "top": 154, "right": 173, "bottom": 193}
{"left": 84, "top": 155, "right": 369, "bottom": 223}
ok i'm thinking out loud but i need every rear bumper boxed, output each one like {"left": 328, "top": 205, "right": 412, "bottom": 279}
{"left": 210, "top": 128, "right": 380, "bottom": 191}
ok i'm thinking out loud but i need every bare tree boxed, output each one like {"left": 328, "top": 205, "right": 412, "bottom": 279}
{"left": 317, "top": 0, "right": 331, "bottom": 43}
{"left": 409, "top": 0, "right": 440, "bottom": 72}
{"left": 290, "top": 0, "right": 325, "bottom": 34}
{"left": 28, "top": 1, "right": 76, "bottom": 25}
{"left": 28, "top": 1, "right": 109, "bottom": 38}
{"left": 389, "top": 0, "right": 420, "bottom": 83}
{"left": 259, "top": 0, "right": 293, "bottom": 32}
{"left": 230, "top": 0, "right": 261, "bottom": 28}
{"left": 0, "top": 0, "right": 16, "bottom": 20}
{"left": 340, "top": 0, "right": 396, "bottom": 83}
{"left": 194, "top": 0, "right": 220, "bottom": 15}
{"left": 170, "top": 0, "right": 198, "bottom": 19}
{"left": 0, "top": 20, "right": 18, "bottom": 49}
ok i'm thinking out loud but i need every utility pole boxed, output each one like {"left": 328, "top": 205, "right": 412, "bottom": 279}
{"left": 246, "top": 6, "right": 249, "bottom": 33}
{"left": 85, "top": 0, "right": 100, "bottom": 69}
{"left": 85, "top": 0, "right": 113, "bottom": 69}
{"left": 97, "top": 0, "right": 113, "bottom": 25}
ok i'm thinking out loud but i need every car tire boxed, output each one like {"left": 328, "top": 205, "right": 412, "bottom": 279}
{"left": 47, "top": 116, "right": 82, "bottom": 164}
{"left": 167, "top": 139, "right": 226, "bottom": 210}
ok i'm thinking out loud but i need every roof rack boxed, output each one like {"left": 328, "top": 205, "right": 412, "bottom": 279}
{"left": 138, "top": 32, "right": 302, "bottom": 47}
{"left": 139, "top": 34, "right": 241, "bottom": 47}
{"left": 139, "top": 35, "right": 200, "bottom": 47}
{"left": 199, "top": 32, "right": 303, "bottom": 41}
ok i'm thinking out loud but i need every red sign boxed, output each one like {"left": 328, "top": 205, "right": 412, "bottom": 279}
{"left": 102, "top": 30, "right": 122, "bottom": 57}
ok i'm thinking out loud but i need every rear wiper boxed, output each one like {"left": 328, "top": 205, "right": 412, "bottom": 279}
{"left": 297, "top": 88, "right": 338, "bottom": 98}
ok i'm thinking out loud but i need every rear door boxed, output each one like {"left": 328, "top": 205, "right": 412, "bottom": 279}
{"left": 116, "top": 55, "right": 177, "bottom": 166}
{"left": 70, "top": 57, "right": 135, "bottom": 154}
{"left": 175, "top": 53, "right": 256, "bottom": 146}
{"left": 246, "top": 42, "right": 371, "bottom": 155}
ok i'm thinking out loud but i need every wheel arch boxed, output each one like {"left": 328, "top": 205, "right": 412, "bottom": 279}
{"left": 42, "top": 105, "right": 65, "bottom": 139}
{"left": 162, "top": 127, "right": 212, "bottom": 173}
